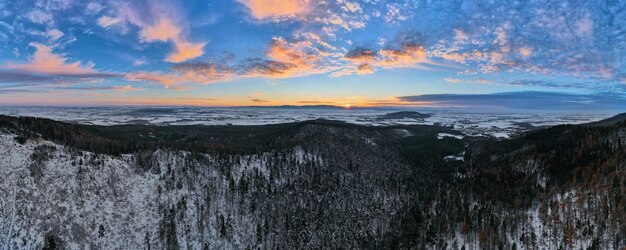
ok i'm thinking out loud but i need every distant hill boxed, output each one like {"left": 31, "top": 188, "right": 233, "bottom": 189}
{"left": 584, "top": 112, "right": 626, "bottom": 127}
{"left": 378, "top": 111, "right": 431, "bottom": 120}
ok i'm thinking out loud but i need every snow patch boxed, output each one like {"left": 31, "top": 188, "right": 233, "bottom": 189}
{"left": 437, "top": 133, "right": 464, "bottom": 140}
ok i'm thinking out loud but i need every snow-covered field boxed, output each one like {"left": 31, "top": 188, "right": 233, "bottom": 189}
{"left": 0, "top": 106, "right": 613, "bottom": 138}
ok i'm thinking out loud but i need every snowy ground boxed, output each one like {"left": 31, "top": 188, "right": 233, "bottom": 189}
{"left": 0, "top": 106, "right": 613, "bottom": 138}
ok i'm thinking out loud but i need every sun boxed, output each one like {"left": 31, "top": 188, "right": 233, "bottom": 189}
{"left": 343, "top": 104, "right": 351, "bottom": 108}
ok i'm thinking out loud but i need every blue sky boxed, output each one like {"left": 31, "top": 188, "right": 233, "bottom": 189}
{"left": 0, "top": 0, "right": 625, "bottom": 111}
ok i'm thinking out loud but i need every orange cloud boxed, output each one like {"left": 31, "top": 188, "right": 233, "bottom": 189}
{"left": 239, "top": 0, "right": 310, "bottom": 19}
{"left": 378, "top": 45, "right": 428, "bottom": 67}
{"left": 338, "top": 45, "right": 430, "bottom": 76}
{"left": 244, "top": 37, "right": 330, "bottom": 78}
{"left": 132, "top": 36, "right": 337, "bottom": 85}
{"left": 267, "top": 38, "right": 316, "bottom": 70}
{"left": 439, "top": 53, "right": 466, "bottom": 63}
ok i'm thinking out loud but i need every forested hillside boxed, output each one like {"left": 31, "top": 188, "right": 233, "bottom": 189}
{"left": 0, "top": 115, "right": 624, "bottom": 249}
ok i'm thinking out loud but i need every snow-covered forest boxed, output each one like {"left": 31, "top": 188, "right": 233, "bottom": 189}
{"left": 0, "top": 115, "right": 625, "bottom": 249}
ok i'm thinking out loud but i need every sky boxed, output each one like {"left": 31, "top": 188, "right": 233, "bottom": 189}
{"left": 0, "top": 0, "right": 625, "bottom": 111}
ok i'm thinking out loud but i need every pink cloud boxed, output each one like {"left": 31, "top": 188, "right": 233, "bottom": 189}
{"left": 139, "top": 18, "right": 206, "bottom": 63}
{"left": 377, "top": 45, "right": 429, "bottom": 68}
{"left": 139, "top": 18, "right": 181, "bottom": 42}
{"left": 167, "top": 39, "right": 205, "bottom": 63}
{"left": 46, "top": 29, "right": 64, "bottom": 41}
{"left": 112, "top": 85, "right": 143, "bottom": 92}
{"left": 126, "top": 62, "right": 233, "bottom": 89}
{"left": 126, "top": 72, "right": 180, "bottom": 89}
{"left": 97, "top": 16, "right": 123, "bottom": 28}
{"left": 102, "top": 2, "right": 206, "bottom": 63}
{"left": 6, "top": 43, "right": 96, "bottom": 75}
{"left": 25, "top": 9, "right": 53, "bottom": 24}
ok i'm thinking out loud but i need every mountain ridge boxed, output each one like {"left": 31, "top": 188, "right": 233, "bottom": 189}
{"left": 584, "top": 112, "right": 626, "bottom": 127}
